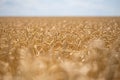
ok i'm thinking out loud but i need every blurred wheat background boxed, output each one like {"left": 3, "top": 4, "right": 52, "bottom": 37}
{"left": 0, "top": 17, "right": 120, "bottom": 80}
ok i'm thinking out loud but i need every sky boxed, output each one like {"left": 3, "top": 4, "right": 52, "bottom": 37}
{"left": 0, "top": 0, "right": 120, "bottom": 16}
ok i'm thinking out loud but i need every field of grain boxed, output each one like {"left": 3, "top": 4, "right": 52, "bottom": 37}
{"left": 0, "top": 17, "right": 120, "bottom": 80}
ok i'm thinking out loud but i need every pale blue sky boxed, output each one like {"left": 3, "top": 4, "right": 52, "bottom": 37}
{"left": 0, "top": 0, "right": 120, "bottom": 16}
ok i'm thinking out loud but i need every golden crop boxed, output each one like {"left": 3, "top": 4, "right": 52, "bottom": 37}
{"left": 0, "top": 17, "right": 120, "bottom": 80}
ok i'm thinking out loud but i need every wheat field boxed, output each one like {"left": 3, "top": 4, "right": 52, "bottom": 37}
{"left": 0, "top": 17, "right": 120, "bottom": 80}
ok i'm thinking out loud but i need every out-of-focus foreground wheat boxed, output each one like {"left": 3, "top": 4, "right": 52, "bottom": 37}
{"left": 0, "top": 17, "right": 120, "bottom": 80}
